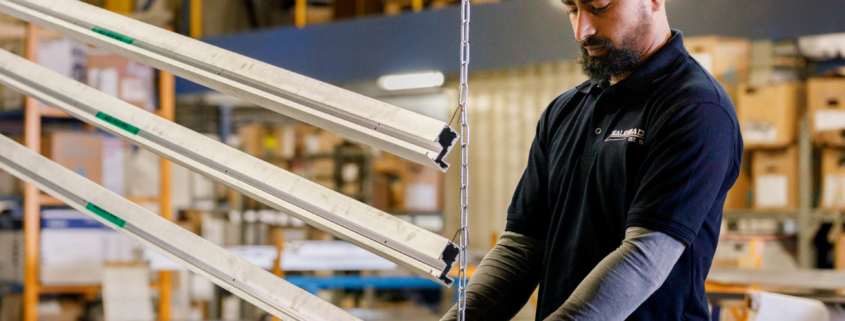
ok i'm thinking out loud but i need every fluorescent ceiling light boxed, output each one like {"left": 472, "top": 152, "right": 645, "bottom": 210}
{"left": 378, "top": 72, "right": 445, "bottom": 91}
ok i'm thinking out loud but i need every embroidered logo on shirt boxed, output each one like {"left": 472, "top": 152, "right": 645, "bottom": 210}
{"left": 606, "top": 128, "right": 645, "bottom": 145}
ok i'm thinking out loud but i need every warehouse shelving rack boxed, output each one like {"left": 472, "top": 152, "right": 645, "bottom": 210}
{"left": 721, "top": 103, "right": 845, "bottom": 269}
{"left": 18, "top": 23, "right": 177, "bottom": 321}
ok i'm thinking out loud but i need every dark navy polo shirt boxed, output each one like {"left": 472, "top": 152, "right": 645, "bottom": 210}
{"left": 506, "top": 31, "right": 743, "bottom": 321}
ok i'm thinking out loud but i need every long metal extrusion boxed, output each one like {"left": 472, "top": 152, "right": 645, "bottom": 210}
{"left": 0, "top": 0, "right": 458, "bottom": 172}
{"left": 0, "top": 135, "right": 361, "bottom": 321}
{"left": 0, "top": 48, "right": 459, "bottom": 286}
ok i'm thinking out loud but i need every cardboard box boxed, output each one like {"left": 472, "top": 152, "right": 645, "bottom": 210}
{"left": 724, "top": 157, "right": 750, "bottom": 210}
{"left": 0, "top": 294, "right": 21, "bottom": 321}
{"left": 402, "top": 164, "right": 443, "bottom": 211}
{"left": 821, "top": 149, "right": 845, "bottom": 209}
{"left": 87, "top": 48, "right": 155, "bottom": 111}
{"left": 311, "top": 158, "right": 335, "bottom": 179}
{"left": 37, "top": 39, "right": 87, "bottom": 110}
{"left": 737, "top": 83, "right": 802, "bottom": 148}
{"left": 237, "top": 124, "right": 267, "bottom": 157}
{"left": 0, "top": 136, "right": 24, "bottom": 195}
{"left": 371, "top": 175, "right": 391, "bottom": 210}
{"left": 102, "top": 137, "right": 128, "bottom": 195}
{"left": 808, "top": 78, "right": 845, "bottom": 146}
{"left": 42, "top": 131, "right": 104, "bottom": 185}
{"left": 0, "top": 41, "right": 24, "bottom": 111}
{"left": 0, "top": 169, "right": 21, "bottom": 196}
{"left": 752, "top": 147, "right": 798, "bottom": 210}
{"left": 685, "top": 36, "right": 750, "bottom": 100}
{"left": 38, "top": 39, "right": 87, "bottom": 83}
{"left": 37, "top": 299, "right": 84, "bottom": 321}
{"left": 303, "top": 128, "right": 343, "bottom": 155}
{"left": 0, "top": 231, "right": 23, "bottom": 283}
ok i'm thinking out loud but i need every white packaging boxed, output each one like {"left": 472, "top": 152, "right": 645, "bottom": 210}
{"left": 404, "top": 183, "right": 438, "bottom": 211}
{"left": 40, "top": 209, "right": 140, "bottom": 285}
{"left": 102, "top": 137, "right": 128, "bottom": 195}
{"left": 741, "top": 121, "right": 778, "bottom": 144}
{"left": 823, "top": 174, "right": 845, "bottom": 208}
{"left": 749, "top": 291, "right": 830, "bottom": 321}
{"left": 37, "top": 39, "right": 87, "bottom": 109}
{"left": 755, "top": 174, "right": 789, "bottom": 208}
{"left": 102, "top": 266, "right": 154, "bottom": 321}
{"left": 200, "top": 213, "right": 225, "bottom": 246}
{"left": 815, "top": 110, "right": 845, "bottom": 132}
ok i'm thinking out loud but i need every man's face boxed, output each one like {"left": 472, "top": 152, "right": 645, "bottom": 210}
{"left": 563, "top": 0, "right": 653, "bottom": 80}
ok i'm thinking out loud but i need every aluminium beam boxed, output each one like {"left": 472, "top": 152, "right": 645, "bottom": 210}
{"left": 0, "top": 134, "right": 361, "bottom": 321}
{"left": 0, "top": 48, "right": 459, "bottom": 286}
{"left": 0, "top": 0, "right": 458, "bottom": 172}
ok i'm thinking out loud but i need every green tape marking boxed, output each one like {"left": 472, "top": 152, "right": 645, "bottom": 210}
{"left": 96, "top": 112, "right": 140, "bottom": 135}
{"left": 92, "top": 27, "right": 134, "bottom": 44}
{"left": 86, "top": 203, "right": 126, "bottom": 228}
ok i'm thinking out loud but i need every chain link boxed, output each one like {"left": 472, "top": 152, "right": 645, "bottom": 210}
{"left": 457, "top": 0, "right": 471, "bottom": 320}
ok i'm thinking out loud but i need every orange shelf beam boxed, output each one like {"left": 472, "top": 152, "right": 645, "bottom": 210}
{"left": 38, "top": 106, "right": 71, "bottom": 118}
{"left": 39, "top": 194, "right": 160, "bottom": 206}
{"left": 22, "top": 22, "right": 41, "bottom": 321}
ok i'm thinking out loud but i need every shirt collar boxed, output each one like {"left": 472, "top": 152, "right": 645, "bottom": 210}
{"left": 576, "top": 30, "right": 688, "bottom": 95}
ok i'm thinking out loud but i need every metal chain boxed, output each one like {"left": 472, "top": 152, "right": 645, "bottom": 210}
{"left": 457, "top": 0, "right": 471, "bottom": 320}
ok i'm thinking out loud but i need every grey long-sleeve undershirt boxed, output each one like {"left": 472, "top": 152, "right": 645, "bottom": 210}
{"left": 441, "top": 227, "right": 685, "bottom": 321}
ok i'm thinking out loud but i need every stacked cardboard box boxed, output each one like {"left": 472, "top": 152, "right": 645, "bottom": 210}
{"left": 87, "top": 48, "right": 155, "bottom": 111}
{"left": 737, "top": 83, "right": 802, "bottom": 148}
{"left": 402, "top": 164, "right": 443, "bottom": 212}
{"left": 685, "top": 36, "right": 750, "bottom": 101}
{"left": 0, "top": 40, "right": 24, "bottom": 111}
{"left": 0, "top": 136, "right": 23, "bottom": 196}
{"left": 42, "top": 131, "right": 104, "bottom": 185}
{"left": 724, "top": 155, "right": 750, "bottom": 210}
{"left": 821, "top": 149, "right": 845, "bottom": 209}
{"left": 808, "top": 78, "right": 845, "bottom": 146}
{"left": 751, "top": 147, "right": 799, "bottom": 210}
{"left": 0, "top": 231, "right": 23, "bottom": 283}
{"left": 0, "top": 293, "right": 21, "bottom": 321}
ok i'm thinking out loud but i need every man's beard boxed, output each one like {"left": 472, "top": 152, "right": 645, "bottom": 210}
{"left": 576, "top": 15, "right": 652, "bottom": 81}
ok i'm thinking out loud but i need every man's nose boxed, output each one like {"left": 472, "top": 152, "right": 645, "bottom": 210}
{"left": 574, "top": 11, "right": 596, "bottom": 42}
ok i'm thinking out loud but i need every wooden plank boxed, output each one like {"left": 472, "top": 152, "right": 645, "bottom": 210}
{"left": 0, "top": 46, "right": 459, "bottom": 286}
{"left": 0, "top": 134, "right": 362, "bottom": 321}
{"left": 0, "top": 0, "right": 458, "bottom": 171}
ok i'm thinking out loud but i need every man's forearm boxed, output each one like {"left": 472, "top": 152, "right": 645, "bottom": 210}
{"left": 544, "top": 227, "right": 685, "bottom": 321}
{"left": 441, "top": 231, "right": 544, "bottom": 321}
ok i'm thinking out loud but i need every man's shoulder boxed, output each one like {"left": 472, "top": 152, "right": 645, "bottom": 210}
{"left": 654, "top": 55, "right": 735, "bottom": 112}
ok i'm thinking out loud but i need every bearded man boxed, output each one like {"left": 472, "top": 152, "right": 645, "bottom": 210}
{"left": 442, "top": 0, "right": 743, "bottom": 320}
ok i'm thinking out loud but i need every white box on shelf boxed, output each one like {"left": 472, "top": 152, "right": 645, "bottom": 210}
{"left": 40, "top": 209, "right": 140, "bottom": 285}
